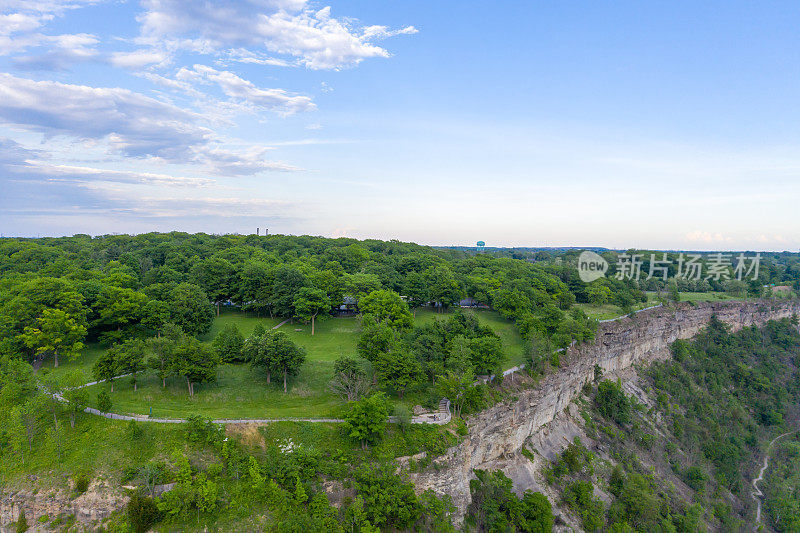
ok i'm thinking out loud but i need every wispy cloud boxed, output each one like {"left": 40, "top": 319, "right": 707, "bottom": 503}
{"left": 137, "top": 0, "right": 417, "bottom": 70}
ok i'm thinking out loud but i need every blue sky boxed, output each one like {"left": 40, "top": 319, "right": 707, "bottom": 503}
{"left": 0, "top": 1, "right": 798, "bottom": 250}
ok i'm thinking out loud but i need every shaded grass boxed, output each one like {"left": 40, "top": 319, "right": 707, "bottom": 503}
{"left": 200, "top": 309, "right": 282, "bottom": 341}
{"left": 82, "top": 363, "right": 345, "bottom": 419}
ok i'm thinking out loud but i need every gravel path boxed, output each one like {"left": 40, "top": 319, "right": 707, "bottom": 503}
{"left": 751, "top": 430, "right": 795, "bottom": 527}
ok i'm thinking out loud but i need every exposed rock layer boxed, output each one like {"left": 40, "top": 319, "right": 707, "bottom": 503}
{"left": 409, "top": 300, "right": 800, "bottom": 519}
{"left": 0, "top": 480, "right": 125, "bottom": 532}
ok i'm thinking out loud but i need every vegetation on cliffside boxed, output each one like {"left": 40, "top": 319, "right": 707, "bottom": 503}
{"left": 539, "top": 316, "right": 800, "bottom": 531}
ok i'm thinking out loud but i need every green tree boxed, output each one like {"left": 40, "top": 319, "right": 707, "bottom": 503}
{"left": 423, "top": 265, "right": 462, "bottom": 312}
{"left": 293, "top": 287, "right": 331, "bottom": 335}
{"left": 359, "top": 290, "right": 414, "bottom": 331}
{"left": 21, "top": 308, "right": 86, "bottom": 368}
{"left": 248, "top": 331, "right": 306, "bottom": 392}
{"left": 93, "top": 348, "right": 119, "bottom": 391}
{"left": 212, "top": 322, "right": 245, "bottom": 362}
{"left": 357, "top": 321, "right": 397, "bottom": 362}
{"left": 61, "top": 370, "right": 89, "bottom": 428}
{"left": 468, "top": 336, "right": 505, "bottom": 376}
{"left": 402, "top": 271, "right": 429, "bottom": 314}
{"left": 167, "top": 283, "right": 214, "bottom": 335}
{"left": 271, "top": 332, "right": 306, "bottom": 393}
{"left": 374, "top": 347, "right": 421, "bottom": 399}
{"left": 140, "top": 299, "right": 170, "bottom": 332}
{"left": 96, "top": 390, "right": 112, "bottom": 413}
{"left": 190, "top": 257, "right": 236, "bottom": 315}
{"left": 174, "top": 337, "right": 219, "bottom": 396}
{"left": 437, "top": 369, "right": 479, "bottom": 418}
{"left": 147, "top": 323, "right": 183, "bottom": 387}
{"left": 344, "top": 393, "right": 390, "bottom": 449}
{"left": 330, "top": 356, "right": 371, "bottom": 401}
{"left": 111, "top": 338, "right": 147, "bottom": 391}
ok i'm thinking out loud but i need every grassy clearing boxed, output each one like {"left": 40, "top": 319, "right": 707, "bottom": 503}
{"left": 200, "top": 309, "right": 282, "bottom": 341}
{"left": 575, "top": 293, "right": 660, "bottom": 321}
{"left": 41, "top": 309, "right": 528, "bottom": 419}
{"left": 82, "top": 363, "right": 345, "bottom": 419}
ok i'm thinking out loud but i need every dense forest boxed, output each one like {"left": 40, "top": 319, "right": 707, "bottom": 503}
{"left": 1, "top": 233, "right": 799, "bottom": 532}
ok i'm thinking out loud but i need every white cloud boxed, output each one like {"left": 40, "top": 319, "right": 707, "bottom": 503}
{"left": 110, "top": 49, "right": 169, "bottom": 69}
{"left": 137, "top": 0, "right": 417, "bottom": 69}
{"left": 685, "top": 230, "right": 733, "bottom": 244}
{"left": 177, "top": 64, "right": 315, "bottom": 115}
{"left": 25, "top": 162, "right": 217, "bottom": 187}
{"left": 199, "top": 145, "right": 300, "bottom": 175}
{"left": 0, "top": 73, "right": 210, "bottom": 161}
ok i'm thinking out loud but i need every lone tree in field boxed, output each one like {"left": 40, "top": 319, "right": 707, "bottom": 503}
{"left": 147, "top": 323, "right": 184, "bottom": 388}
{"left": 174, "top": 337, "right": 219, "bottom": 396}
{"left": 248, "top": 330, "right": 306, "bottom": 393}
{"left": 21, "top": 308, "right": 86, "bottom": 368}
{"left": 272, "top": 332, "right": 306, "bottom": 393}
{"left": 244, "top": 328, "right": 275, "bottom": 383}
{"left": 330, "top": 356, "right": 371, "bottom": 401}
{"left": 212, "top": 322, "right": 245, "bottom": 362}
{"left": 62, "top": 369, "right": 89, "bottom": 428}
{"left": 293, "top": 287, "right": 331, "bottom": 335}
{"left": 112, "top": 338, "right": 147, "bottom": 391}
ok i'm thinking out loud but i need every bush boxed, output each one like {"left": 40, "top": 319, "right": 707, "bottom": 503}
{"left": 394, "top": 404, "right": 412, "bottom": 434}
{"left": 127, "top": 490, "right": 161, "bottom": 533}
{"left": 96, "top": 390, "right": 112, "bottom": 413}
{"left": 595, "top": 379, "right": 631, "bottom": 424}
{"left": 185, "top": 415, "right": 223, "bottom": 446}
{"left": 15, "top": 509, "right": 28, "bottom": 533}
{"left": 73, "top": 473, "right": 90, "bottom": 495}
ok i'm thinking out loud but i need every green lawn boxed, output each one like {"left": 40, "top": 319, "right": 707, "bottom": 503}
{"left": 79, "top": 314, "right": 363, "bottom": 419}
{"left": 83, "top": 363, "right": 344, "bottom": 419}
{"left": 575, "top": 292, "right": 661, "bottom": 320}
{"left": 200, "top": 309, "right": 282, "bottom": 341}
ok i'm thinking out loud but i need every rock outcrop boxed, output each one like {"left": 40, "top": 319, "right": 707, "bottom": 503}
{"left": 409, "top": 299, "right": 800, "bottom": 520}
{"left": 0, "top": 479, "right": 126, "bottom": 532}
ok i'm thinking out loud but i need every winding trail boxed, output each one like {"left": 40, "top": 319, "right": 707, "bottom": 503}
{"left": 752, "top": 430, "right": 796, "bottom": 528}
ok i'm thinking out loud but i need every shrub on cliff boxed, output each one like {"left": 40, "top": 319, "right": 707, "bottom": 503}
{"left": 595, "top": 379, "right": 631, "bottom": 425}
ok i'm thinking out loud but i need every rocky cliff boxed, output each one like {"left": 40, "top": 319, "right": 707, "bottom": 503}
{"left": 408, "top": 299, "right": 800, "bottom": 520}
{"left": 0, "top": 479, "right": 126, "bottom": 532}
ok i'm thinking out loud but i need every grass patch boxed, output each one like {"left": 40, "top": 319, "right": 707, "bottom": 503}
{"left": 82, "top": 363, "right": 345, "bottom": 419}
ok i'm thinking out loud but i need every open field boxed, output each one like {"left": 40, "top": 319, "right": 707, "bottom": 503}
{"left": 38, "top": 308, "right": 528, "bottom": 419}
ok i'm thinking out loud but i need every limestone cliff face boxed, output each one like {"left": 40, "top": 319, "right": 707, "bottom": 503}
{"left": 0, "top": 479, "right": 126, "bottom": 532}
{"left": 409, "top": 300, "right": 800, "bottom": 519}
